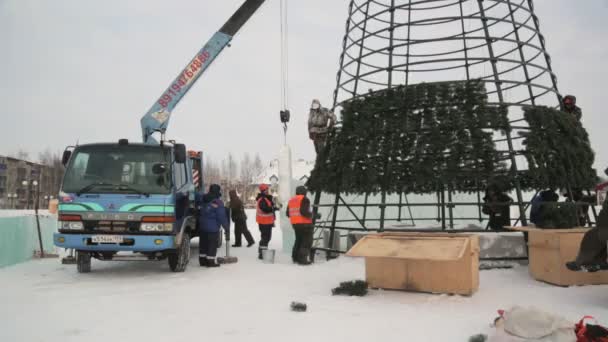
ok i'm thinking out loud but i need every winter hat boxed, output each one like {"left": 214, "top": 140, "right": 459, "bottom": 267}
{"left": 209, "top": 184, "right": 222, "bottom": 198}
{"left": 259, "top": 184, "right": 269, "bottom": 192}
{"left": 295, "top": 186, "right": 307, "bottom": 195}
{"left": 563, "top": 95, "right": 576, "bottom": 105}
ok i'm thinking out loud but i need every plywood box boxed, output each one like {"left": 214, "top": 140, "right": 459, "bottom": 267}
{"left": 346, "top": 233, "right": 479, "bottom": 296}
{"left": 512, "top": 227, "right": 608, "bottom": 286}
{"left": 48, "top": 199, "right": 58, "bottom": 214}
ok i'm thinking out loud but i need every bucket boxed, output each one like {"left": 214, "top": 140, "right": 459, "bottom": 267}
{"left": 262, "top": 249, "right": 276, "bottom": 264}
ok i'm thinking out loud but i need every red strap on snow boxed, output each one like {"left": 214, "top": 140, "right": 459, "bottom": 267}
{"left": 576, "top": 316, "right": 595, "bottom": 342}
{"left": 576, "top": 316, "right": 608, "bottom": 342}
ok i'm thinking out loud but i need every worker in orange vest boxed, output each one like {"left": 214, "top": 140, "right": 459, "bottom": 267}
{"left": 256, "top": 184, "right": 278, "bottom": 260}
{"left": 286, "top": 186, "right": 319, "bottom": 265}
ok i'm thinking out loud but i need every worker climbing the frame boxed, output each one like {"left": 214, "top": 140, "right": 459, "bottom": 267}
{"left": 308, "top": 99, "right": 337, "bottom": 154}
{"left": 256, "top": 184, "right": 278, "bottom": 260}
{"left": 561, "top": 95, "right": 582, "bottom": 121}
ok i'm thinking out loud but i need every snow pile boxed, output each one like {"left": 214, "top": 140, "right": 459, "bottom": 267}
{"left": 0, "top": 210, "right": 606, "bottom": 342}
{"left": 0, "top": 210, "right": 54, "bottom": 218}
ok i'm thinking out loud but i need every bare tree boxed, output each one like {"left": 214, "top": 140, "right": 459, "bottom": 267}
{"left": 252, "top": 153, "right": 264, "bottom": 182}
{"left": 203, "top": 155, "right": 221, "bottom": 189}
{"left": 16, "top": 149, "right": 30, "bottom": 161}
{"left": 37, "top": 149, "right": 64, "bottom": 198}
{"left": 239, "top": 153, "right": 252, "bottom": 184}
{"left": 227, "top": 153, "right": 238, "bottom": 182}
{"left": 239, "top": 153, "right": 256, "bottom": 201}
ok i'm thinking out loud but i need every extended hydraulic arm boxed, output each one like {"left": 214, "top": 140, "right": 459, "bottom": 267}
{"left": 141, "top": 0, "right": 266, "bottom": 144}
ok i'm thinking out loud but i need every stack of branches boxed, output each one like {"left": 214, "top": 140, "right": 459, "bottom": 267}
{"left": 519, "top": 106, "right": 597, "bottom": 191}
{"left": 308, "top": 80, "right": 509, "bottom": 195}
{"left": 331, "top": 280, "right": 369, "bottom": 297}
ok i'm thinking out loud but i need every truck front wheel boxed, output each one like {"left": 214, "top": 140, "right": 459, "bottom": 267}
{"left": 169, "top": 233, "right": 190, "bottom": 272}
{"left": 76, "top": 251, "right": 91, "bottom": 273}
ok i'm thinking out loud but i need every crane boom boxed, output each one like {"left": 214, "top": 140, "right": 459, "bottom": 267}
{"left": 141, "top": 0, "right": 266, "bottom": 144}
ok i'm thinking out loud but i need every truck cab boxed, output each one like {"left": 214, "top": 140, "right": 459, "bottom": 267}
{"left": 54, "top": 139, "right": 201, "bottom": 272}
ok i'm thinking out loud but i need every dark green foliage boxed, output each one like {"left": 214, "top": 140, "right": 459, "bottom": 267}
{"left": 307, "top": 80, "right": 508, "bottom": 195}
{"left": 536, "top": 202, "right": 579, "bottom": 229}
{"left": 290, "top": 301, "right": 307, "bottom": 312}
{"left": 331, "top": 280, "right": 369, "bottom": 296}
{"left": 520, "top": 106, "right": 597, "bottom": 190}
{"left": 468, "top": 334, "right": 488, "bottom": 342}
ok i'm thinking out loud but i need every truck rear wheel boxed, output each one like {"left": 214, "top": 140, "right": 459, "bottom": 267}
{"left": 76, "top": 251, "right": 91, "bottom": 273}
{"left": 169, "top": 233, "right": 190, "bottom": 272}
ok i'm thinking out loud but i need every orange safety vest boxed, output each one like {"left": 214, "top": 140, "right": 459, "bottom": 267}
{"left": 256, "top": 197, "right": 275, "bottom": 225}
{"left": 288, "top": 195, "right": 313, "bottom": 225}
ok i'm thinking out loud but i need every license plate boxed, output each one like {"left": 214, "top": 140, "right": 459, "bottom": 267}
{"left": 92, "top": 235, "right": 124, "bottom": 244}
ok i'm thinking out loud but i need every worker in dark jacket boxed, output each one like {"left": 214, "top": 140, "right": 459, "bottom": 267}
{"left": 255, "top": 184, "right": 278, "bottom": 260}
{"left": 196, "top": 184, "right": 229, "bottom": 267}
{"left": 529, "top": 189, "right": 559, "bottom": 225}
{"left": 286, "top": 186, "right": 319, "bottom": 265}
{"left": 482, "top": 187, "right": 513, "bottom": 230}
{"left": 561, "top": 95, "right": 582, "bottom": 121}
{"left": 567, "top": 168, "right": 608, "bottom": 272}
{"left": 228, "top": 190, "right": 255, "bottom": 247}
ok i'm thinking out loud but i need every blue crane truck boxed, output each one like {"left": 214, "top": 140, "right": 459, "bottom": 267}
{"left": 53, "top": 0, "right": 266, "bottom": 273}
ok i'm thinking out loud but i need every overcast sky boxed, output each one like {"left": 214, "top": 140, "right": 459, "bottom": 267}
{"left": 1, "top": 0, "right": 607, "bottom": 171}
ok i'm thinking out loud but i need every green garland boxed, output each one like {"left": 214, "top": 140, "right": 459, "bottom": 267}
{"left": 308, "top": 80, "right": 508, "bottom": 194}
{"left": 519, "top": 106, "right": 597, "bottom": 190}
{"left": 331, "top": 280, "right": 369, "bottom": 296}
{"left": 536, "top": 202, "right": 579, "bottom": 229}
{"left": 308, "top": 83, "right": 597, "bottom": 197}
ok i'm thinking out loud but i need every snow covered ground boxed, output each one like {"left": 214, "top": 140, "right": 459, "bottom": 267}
{"left": 1, "top": 211, "right": 607, "bottom": 341}
{"left": 0, "top": 209, "right": 53, "bottom": 218}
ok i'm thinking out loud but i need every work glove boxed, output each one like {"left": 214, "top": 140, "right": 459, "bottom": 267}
{"left": 315, "top": 213, "right": 322, "bottom": 220}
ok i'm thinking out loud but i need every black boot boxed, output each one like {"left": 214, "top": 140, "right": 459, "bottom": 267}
{"left": 206, "top": 258, "right": 220, "bottom": 268}
{"left": 247, "top": 240, "right": 255, "bottom": 248}
{"left": 199, "top": 257, "right": 207, "bottom": 267}
{"left": 566, "top": 261, "right": 608, "bottom": 273}
{"left": 232, "top": 244, "right": 242, "bottom": 248}
{"left": 258, "top": 249, "right": 263, "bottom": 260}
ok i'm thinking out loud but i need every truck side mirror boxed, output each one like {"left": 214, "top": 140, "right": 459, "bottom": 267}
{"left": 174, "top": 144, "right": 187, "bottom": 164}
{"left": 62, "top": 150, "right": 72, "bottom": 166}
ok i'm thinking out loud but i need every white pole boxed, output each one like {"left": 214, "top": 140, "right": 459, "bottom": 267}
{"left": 278, "top": 145, "right": 294, "bottom": 252}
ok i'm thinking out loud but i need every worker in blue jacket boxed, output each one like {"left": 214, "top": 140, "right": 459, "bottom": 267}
{"left": 196, "top": 184, "right": 229, "bottom": 267}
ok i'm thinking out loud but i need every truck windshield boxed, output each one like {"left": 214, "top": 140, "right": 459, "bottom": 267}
{"left": 62, "top": 145, "right": 172, "bottom": 195}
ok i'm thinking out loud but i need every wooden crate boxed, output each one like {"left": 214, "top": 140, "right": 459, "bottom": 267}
{"left": 48, "top": 199, "right": 58, "bottom": 214}
{"left": 346, "top": 233, "right": 479, "bottom": 295}
{"left": 512, "top": 227, "right": 608, "bottom": 286}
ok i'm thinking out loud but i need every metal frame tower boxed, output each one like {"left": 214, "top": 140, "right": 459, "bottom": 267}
{"left": 311, "top": 0, "right": 565, "bottom": 255}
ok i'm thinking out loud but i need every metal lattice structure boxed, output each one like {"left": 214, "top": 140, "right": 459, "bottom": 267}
{"left": 332, "top": 0, "right": 561, "bottom": 108}
{"left": 310, "top": 0, "right": 570, "bottom": 258}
